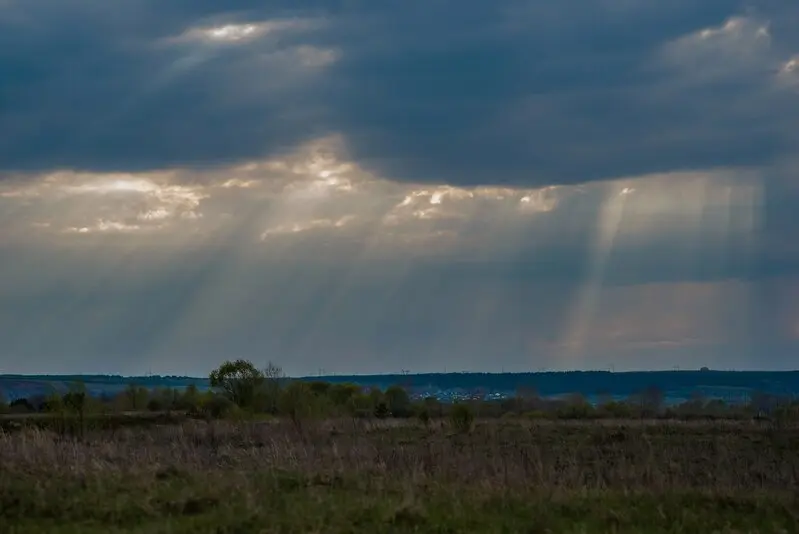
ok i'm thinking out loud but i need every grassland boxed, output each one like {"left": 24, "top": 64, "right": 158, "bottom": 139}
{"left": 1, "top": 417, "right": 798, "bottom": 533}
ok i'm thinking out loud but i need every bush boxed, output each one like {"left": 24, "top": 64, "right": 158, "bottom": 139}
{"left": 450, "top": 403, "right": 474, "bottom": 433}
{"left": 278, "top": 381, "right": 319, "bottom": 430}
{"left": 416, "top": 406, "right": 431, "bottom": 426}
{"left": 146, "top": 398, "right": 165, "bottom": 412}
{"left": 556, "top": 401, "right": 594, "bottom": 420}
{"left": 201, "top": 395, "right": 238, "bottom": 419}
{"left": 599, "top": 400, "right": 633, "bottom": 419}
{"left": 374, "top": 402, "right": 390, "bottom": 419}
{"left": 385, "top": 386, "right": 412, "bottom": 418}
{"left": 8, "top": 398, "right": 34, "bottom": 414}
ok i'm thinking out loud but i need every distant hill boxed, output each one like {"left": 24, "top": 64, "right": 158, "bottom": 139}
{"left": 0, "top": 375, "right": 209, "bottom": 401}
{"left": 2, "top": 370, "right": 798, "bottom": 404}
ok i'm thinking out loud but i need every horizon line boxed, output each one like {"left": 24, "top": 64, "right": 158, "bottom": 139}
{"left": 1, "top": 368, "right": 798, "bottom": 381}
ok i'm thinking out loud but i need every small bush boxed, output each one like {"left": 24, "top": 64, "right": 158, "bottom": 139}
{"left": 416, "top": 406, "right": 431, "bottom": 427}
{"left": 147, "top": 398, "right": 165, "bottom": 412}
{"left": 201, "top": 395, "right": 238, "bottom": 419}
{"left": 449, "top": 403, "right": 474, "bottom": 433}
{"left": 374, "top": 402, "right": 390, "bottom": 419}
{"left": 8, "top": 398, "right": 34, "bottom": 414}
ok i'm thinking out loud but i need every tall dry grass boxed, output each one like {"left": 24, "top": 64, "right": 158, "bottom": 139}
{"left": 1, "top": 418, "right": 797, "bottom": 493}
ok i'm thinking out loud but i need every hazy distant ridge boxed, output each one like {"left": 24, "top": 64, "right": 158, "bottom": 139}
{"left": 1, "top": 370, "right": 798, "bottom": 403}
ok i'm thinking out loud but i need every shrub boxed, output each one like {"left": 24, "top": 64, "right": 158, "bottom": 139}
{"left": 385, "top": 386, "right": 412, "bottom": 418}
{"left": 147, "top": 398, "right": 165, "bottom": 412}
{"left": 278, "top": 381, "right": 320, "bottom": 430}
{"left": 556, "top": 399, "right": 594, "bottom": 420}
{"left": 201, "top": 395, "right": 238, "bottom": 419}
{"left": 600, "top": 400, "right": 633, "bottom": 419}
{"left": 8, "top": 398, "right": 34, "bottom": 414}
{"left": 450, "top": 403, "right": 474, "bottom": 433}
{"left": 374, "top": 402, "right": 390, "bottom": 419}
{"left": 416, "top": 406, "right": 431, "bottom": 427}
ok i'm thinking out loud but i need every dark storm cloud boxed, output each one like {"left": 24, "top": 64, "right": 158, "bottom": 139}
{"left": 1, "top": 0, "right": 797, "bottom": 187}
{"left": 1, "top": 1, "right": 799, "bottom": 375}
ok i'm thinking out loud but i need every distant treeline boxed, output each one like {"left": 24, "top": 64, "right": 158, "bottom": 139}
{"left": 340, "top": 370, "right": 799, "bottom": 398}
{"left": 2, "top": 370, "right": 799, "bottom": 402}
{"left": 0, "top": 374, "right": 205, "bottom": 386}
{"left": 3, "top": 361, "right": 799, "bottom": 439}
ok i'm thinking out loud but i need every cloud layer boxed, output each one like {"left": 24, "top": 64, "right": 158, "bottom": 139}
{"left": 0, "top": 1, "right": 797, "bottom": 375}
{"left": 2, "top": 0, "right": 798, "bottom": 185}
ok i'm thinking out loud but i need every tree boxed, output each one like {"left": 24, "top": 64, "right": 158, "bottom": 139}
{"left": 124, "top": 383, "right": 149, "bottom": 411}
{"left": 385, "top": 385, "right": 412, "bottom": 417}
{"left": 41, "top": 386, "right": 65, "bottom": 414}
{"left": 63, "top": 383, "right": 87, "bottom": 414}
{"left": 257, "top": 361, "right": 285, "bottom": 414}
{"left": 209, "top": 359, "right": 265, "bottom": 409}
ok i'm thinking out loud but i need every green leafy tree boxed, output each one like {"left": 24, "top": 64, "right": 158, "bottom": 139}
{"left": 209, "top": 359, "right": 265, "bottom": 409}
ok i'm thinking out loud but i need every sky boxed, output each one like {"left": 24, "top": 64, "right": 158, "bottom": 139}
{"left": 1, "top": 0, "right": 798, "bottom": 376}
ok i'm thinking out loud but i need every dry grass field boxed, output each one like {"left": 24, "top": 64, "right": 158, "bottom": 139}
{"left": 1, "top": 417, "right": 798, "bottom": 533}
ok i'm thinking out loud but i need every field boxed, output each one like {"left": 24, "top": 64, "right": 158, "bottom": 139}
{"left": 1, "top": 417, "right": 798, "bottom": 533}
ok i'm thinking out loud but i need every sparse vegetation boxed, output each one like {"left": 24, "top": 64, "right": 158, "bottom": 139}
{"left": 1, "top": 418, "right": 798, "bottom": 533}
{"left": 1, "top": 359, "right": 799, "bottom": 532}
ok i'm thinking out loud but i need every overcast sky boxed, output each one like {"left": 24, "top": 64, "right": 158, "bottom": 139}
{"left": 1, "top": 0, "right": 798, "bottom": 376}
